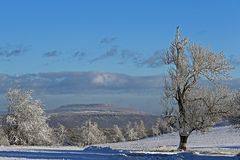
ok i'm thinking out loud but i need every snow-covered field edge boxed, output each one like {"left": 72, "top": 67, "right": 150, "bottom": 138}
{"left": 0, "top": 126, "right": 239, "bottom": 159}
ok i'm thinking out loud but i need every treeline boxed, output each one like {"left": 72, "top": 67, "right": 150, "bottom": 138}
{"left": 0, "top": 89, "right": 177, "bottom": 146}
{"left": 0, "top": 118, "right": 176, "bottom": 146}
{"left": 1, "top": 89, "right": 239, "bottom": 147}
{"left": 52, "top": 116, "right": 176, "bottom": 146}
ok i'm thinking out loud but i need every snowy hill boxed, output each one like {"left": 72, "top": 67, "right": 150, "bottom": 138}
{"left": 0, "top": 126, "right": 239, "bottom": 159}
{"left": 100, "top": 126, "right": 240, "bottom": 155}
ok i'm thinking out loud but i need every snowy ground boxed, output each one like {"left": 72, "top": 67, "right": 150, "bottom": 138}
{"left": 0, "top": 126, "right": 239, "bottom": 159}
{"left": 100, "top": 126, "right": 240, "bottom": 155}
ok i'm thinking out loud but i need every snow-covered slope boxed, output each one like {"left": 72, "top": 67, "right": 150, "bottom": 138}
{"left": 0, "top": 126, "right": 239, "bottom": 159}
{"left": 100, "top": 126, "right": 240, "bottom": 155}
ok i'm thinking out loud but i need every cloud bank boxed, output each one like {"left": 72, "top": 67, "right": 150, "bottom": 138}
{"left": 0, "top": 71, "right": 238, "bottom": 96}
{"left": 0, "top": 72, "right": 164, "bottom": 95}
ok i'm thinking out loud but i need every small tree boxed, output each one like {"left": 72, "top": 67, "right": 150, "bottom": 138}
{"left": 3, "top": 89, "right": 52, "bottom": 145}
{"left": 112, "top": 125, "right": 125, "bottom": 142}
{"left": 64, "top": 128, "right": 81, "bottom": 146}
{"left": 125, "top": 122, "right": 138, "bottom": 141}
{"left": 229, "top": 91, "right": 240, "bottom": 128}
{"left": 152, "top": 118, "right": 161, "bottom": 136}
{"left": 80, "top": 120, "right": 106, "bottom": 146}
{"left": 163, "top": 27, "right": 234, "bottom": 150}
{"left": 152, "top": 108, "right": 177, "bottom": 137}
{"left": 53, "top": 124, "right": 66, "bottom": 145}
{"left": 134, "top": 120, "right": 147, "bottom": 139}
{"left": 0, "top": 128, "right": 9, "bottom": 146}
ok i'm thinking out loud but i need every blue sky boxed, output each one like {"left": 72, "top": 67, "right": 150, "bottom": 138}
{"left": 0, "top": 0, "right": 239, "bottom": 76}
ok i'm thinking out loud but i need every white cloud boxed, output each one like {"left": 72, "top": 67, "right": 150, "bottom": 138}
{"left": 92, "top": 73, "right": 117, "bottom": 86}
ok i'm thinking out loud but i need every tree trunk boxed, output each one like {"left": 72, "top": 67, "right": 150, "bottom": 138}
{"left": 178, "top": 135, "right": 189, "bottom": 151}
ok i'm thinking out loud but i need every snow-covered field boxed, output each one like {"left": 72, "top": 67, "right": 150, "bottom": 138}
{"left": 0, "top": 126, "right": 239, "bottom": 159}
{"left": 101, "top": 126, "right": 240, "bottom": 154}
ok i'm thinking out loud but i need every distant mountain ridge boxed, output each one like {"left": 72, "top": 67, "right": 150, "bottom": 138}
{"left": 48, "top": 103, "right": 159, "bottom": 129}
{"left": 50, "top": 103, "right": 145, "bottom": 114}
{"left": 0, "top": 103, "right": 159, "bottom": 129}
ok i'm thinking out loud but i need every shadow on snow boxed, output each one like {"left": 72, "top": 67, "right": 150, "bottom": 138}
{"left": 0, "top": 146, "right": 238, "bottom": 160}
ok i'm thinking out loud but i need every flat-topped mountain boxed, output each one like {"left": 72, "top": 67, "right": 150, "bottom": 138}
{"left": 48, "top": 104, "right": 159, "bottom": 129}
{"left": 49, "top": 103, "right": 144, "bottom": 114}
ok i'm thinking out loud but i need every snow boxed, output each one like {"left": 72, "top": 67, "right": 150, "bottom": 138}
{"left": 0, "top": 146, "right": 238, "bottom": 160}
{"left": 0, "top": 126, "right": 239, "bottom": 159}
{"left": 100, "top": 126, "right": 240, "bottom": 155}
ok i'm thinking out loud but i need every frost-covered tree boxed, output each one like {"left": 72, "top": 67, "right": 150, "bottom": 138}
{"left": 112, "top": 125, "right": 125, "bottom": 142}
{"left": 152, "top": 118, "right": 173, "bottom": 136}
{"left": 0, "top": 128, "right": 9, "bottom": 146}
{"left": 152, "top": 108, "right": 177, "bottom": 137}
{"left": 125, "top": 122, "right": 138, "bottom": 141}
{"left": 229, "top": 91, "right": 240, "bottom": 128}
{"left": 152, "top": 118, "right": 161, "bottom": 136}
{"left": 163, "top": 27, "right": 234, "bottom": 150}
{"left": 64, "top": 128, "right": 81, "bottom": 146}
{"left": 3, "top": 89, "right": 52, "bottom": 145}
{"left": 53, "top": 124, "right": 66, "bottom": 145}
{"left": 134, "top": 120, "right": 147, "bottom": 139}
{"left": 79, "top": 120, "right": 106, "bottom": 146}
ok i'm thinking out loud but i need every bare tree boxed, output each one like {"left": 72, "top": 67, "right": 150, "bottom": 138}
{"left": 3, "top": 89, "right": 52, "bottom": 145}
{"left": 163, "top": 27, "right": 234, "bottom": 150}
